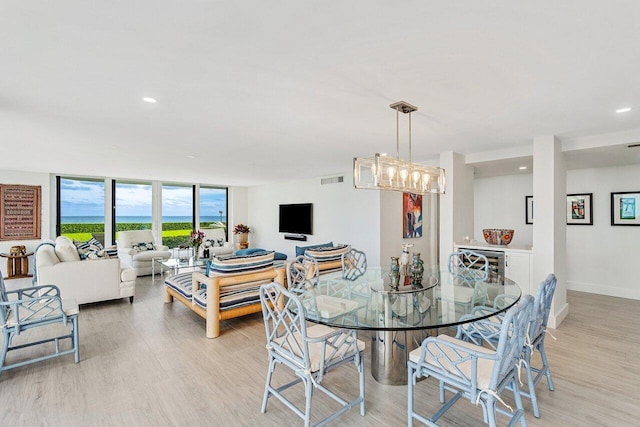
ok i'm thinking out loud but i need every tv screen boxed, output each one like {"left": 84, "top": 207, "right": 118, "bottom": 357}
{"left": 279, "top": 203, "right": 313, "bottom": 235}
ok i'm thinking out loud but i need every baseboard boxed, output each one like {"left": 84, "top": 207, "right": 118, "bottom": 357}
{"left": 567, "top": 280, "right": 640, "bottom": 300}
{"left": 548, "top": 302, "right": 568, "bottom": 329}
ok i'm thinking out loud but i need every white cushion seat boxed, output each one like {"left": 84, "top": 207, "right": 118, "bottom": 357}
{"left": 116, "top": 230, "right": 171, "bottom": 276}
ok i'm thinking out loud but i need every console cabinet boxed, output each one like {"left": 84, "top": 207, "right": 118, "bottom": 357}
{"left": 453, "top": 242, "right": 533, "bottom": 295}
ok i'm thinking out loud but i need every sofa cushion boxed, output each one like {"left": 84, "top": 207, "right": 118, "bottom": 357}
{"left": 131, "top": 249, "right": 171, "bottom": 262}
{"left": 305, "top": 244, "right": 351, "bottom": 262}
{"left": 192, "top": 278, "right": 272, "bottom": 310}
{"left": 132, "top": 241, "right": 156, "bottom": 251}
{"left": 207, "top": 251, "right": 275, "bottom": 275}
{"left": 295, "top": 242, "right": 333, "bottom": 257}
{"left": 55, "top": 238, "right": 81, "bottom": 262}
{"left": 237, "top": 247, "right": 287, "bottom": 261}
{"left": 164, "top": 272, "right": 193, "bottom": 299}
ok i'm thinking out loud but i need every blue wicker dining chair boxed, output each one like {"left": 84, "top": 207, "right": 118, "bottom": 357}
{"left": 259, "top": 281, "right": 365, "bottom": 426}
{"left": 456, "top": 274, "right": 557, "bottom": 418}
{"left": 287, "top": 255, "right": 320, "bottom": 292}
{"left": 438, "top": 250, "right": 490, "bottom": 317}
{"left": 341, "top": 248, "right": 367, "bottom": 281}
{"left": 408, "top": 295, "right": 533, "bottom": 427}
{"left": 0, "top": 274, "right": 79, "bottom": 377}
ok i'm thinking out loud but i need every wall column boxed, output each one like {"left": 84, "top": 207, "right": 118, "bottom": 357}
{"left": 439, "top": 151, "right": 474, "bottom": 268}
{"left": 532, "top": 135, "right": 568, "bottom": 328}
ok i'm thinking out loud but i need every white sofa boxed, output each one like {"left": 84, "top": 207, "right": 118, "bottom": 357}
{"left": 35, "top": 237, "right": 137, "bottom": 305}
{"left": 116, "top": 230, "right": 171, "bottom": 276}
{"left": 198, "top": 228, "right": 234, "bottom": 259}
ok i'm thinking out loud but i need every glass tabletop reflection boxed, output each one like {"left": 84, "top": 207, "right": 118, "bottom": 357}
{"left": 296, "top": 266, "right": 522, "bottom": 331}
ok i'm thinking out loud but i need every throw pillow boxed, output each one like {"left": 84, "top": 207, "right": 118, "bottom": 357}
{"left": 73, "top": 237, "right": 106, "bottom": 260}
{"left": 202, "top": 238, "right": 224, "bottom": 248}
{"left": 55, "top": 241, "right": 81, "bottom": 262}
{"left": 132, "top": 241, "right": 156, "bottom": 251}
{"left": 207, "top": 251, "right": 275, "bottom": 276}
{"left": 295, "top": 242, "right": 333, "bottom": 258}
{"left": 305, "top": 244, "right": 351, "bottom": 262}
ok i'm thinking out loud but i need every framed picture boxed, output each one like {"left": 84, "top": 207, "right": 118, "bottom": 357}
{"left": 0, "top": 184, "right": 42, "bottom": 240}
{"left": 525, "top": 195, "right": 533, "bottom": 224}
{"left": 611, "top": 191, "right": 640, "bottom": 226}
{"left": 403, "top": 192, "right": 422, "bottom": 238}
{"left": 566, "top": 193, "right": 593, "bottom": 225}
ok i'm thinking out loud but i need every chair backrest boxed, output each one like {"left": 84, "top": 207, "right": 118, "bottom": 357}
{"left": 117, "top": 230, "right": 156, "bottom": 248}
{"left": 286, "top": 255, "right": 319, "bottom": 292}
{"left": 529, "top": 274, "right": 557, "bottom": 342}
{"left": 490, "top": 295, "right": 533, "bottom": 389}
{"left": 341, "top": 248, "right": 367, "bottom": 281}
{"left": 448, "top": 250, "right": 489, "bottom": 284}
{"left": 260, "top": 281, "right": 311, "bottom": 371}
{"left": 202, "top": 228, "right": 227, "bottom": 243}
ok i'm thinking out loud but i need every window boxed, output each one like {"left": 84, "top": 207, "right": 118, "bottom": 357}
{"left": 162, "top": 184, "right": 194, "bottom": 248}
{"left": 114, "top": 181, "right": 152, "bottom": 242}
{"left": 199, "top": 186, "right": 228, "bottom": 238}
{"left": 57, "top": 177, "right": 105, "bottom": 243}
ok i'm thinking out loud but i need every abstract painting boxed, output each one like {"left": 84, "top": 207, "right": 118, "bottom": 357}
{"left": 403, "top": 192, "right": 422, "bottom": 238}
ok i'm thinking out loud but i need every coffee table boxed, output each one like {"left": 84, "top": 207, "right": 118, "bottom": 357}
{"left": 152, "top": 257, "right": 208, "bottom": 281}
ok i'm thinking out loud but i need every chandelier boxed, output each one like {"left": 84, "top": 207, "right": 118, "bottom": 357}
{"left": 353, "top": 101, "right": 446, "bottom": 194}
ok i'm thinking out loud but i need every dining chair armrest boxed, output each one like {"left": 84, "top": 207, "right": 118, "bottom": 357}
{"left": 8, "top": 284, "right": 62, "bottom": 300}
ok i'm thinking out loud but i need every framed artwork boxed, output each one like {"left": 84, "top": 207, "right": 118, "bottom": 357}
{"left": 525, "top": 195, "right": 533, "bottom": 224}
{"left": 611, "top": 191, "right": 640, "bottom": 226}
{"left": 403, "top": 192, "right": 422, "bottom": 238}
{"left": 566, "top": 193, "right": 593, "bottom": 225}
{"left": 0, "top": 184, "right": 42, "bottom": 240}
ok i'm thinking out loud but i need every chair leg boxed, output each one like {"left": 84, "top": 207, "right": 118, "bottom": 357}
{"left": 0, "top": 330, "right": 13, "bottom": 374}
{"left": 538, "top": 342, "right": 555, "bottom": 391}
{"left": 303, "top": 377, "right": 313, "bottom": 427}
{"left": 512, "top": 377, "right": 527, "bottom": 427}
{"left": 261, "top": 358, "right": 276, "bottom": 413}
{"left": 523, "top": 349, "right": 540, "bottom": 418}
{"left": 407, "top": 365, "right": 414, "bottom": 427}
{"left": 358, "top": 353, "right": 365, "bottom": 416}
{"left": 72, "top": 315, "right": 80, "bottom": 363}
{"left": 484, "top": 396, "right": 498, "bottom": 427}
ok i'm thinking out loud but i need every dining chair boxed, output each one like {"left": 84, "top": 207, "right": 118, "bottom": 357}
{"left": 287, "top": 255, "right": 320, "bottom": 292}
{"left": 259, "top": 281, "right": 365, "bottom": 427}
{"left": 408, "top": 295, "right": 533, "bottom": 427}
{"left": 438, "top": 250, "right": 490, "bottom": 317}
{"left": 456, "top": 274, "right": 558, "bottom": 418}
{"left": 341, "top": 248, "right": 367, "bottom": 281}
{"left": 1, "top": 274, "right": 80, "bottom": 376}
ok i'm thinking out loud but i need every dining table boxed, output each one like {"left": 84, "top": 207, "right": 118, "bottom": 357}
{"left": 296, "top": 266, "right": 522, "bottom": 385}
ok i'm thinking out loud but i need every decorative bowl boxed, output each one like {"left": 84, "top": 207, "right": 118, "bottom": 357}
{"left": 482, "top": 229, "right": 514, "bottom": 246}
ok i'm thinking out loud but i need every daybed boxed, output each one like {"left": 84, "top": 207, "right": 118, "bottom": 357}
{"left": 164, "top": 251, "right": 285, "bottom": 338}
{"left": 35, "top": 237, "right": 136, "bottom": 305}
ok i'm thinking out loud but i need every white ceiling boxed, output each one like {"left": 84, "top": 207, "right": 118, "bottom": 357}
{"left": 2, "top": 1, "right": 640, "bottom": 186}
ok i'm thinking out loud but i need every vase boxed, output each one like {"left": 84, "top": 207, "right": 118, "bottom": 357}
{"left": 409, "top": 252, "right": 424, "bottom": 286}
{"left": 389, "top": 256, "right": 400, "bottom": 288}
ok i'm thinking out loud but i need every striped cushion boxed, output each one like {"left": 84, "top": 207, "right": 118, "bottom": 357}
{"left": 207, "top": 251, "right": 275, "bottom": 275}
{"left": 305, "top": 244, "right": 351, "bottom": 262}
{"left": 104, "top": 247, "right": 119, "bottom": 258}
{"left": 164, "top": 272, "right": 193, "bottom": 299}
{"left": 193, "top": 278, "right": 272, "bottom": 310}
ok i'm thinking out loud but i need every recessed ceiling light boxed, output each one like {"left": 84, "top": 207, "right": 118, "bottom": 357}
{"left": 142, "top": 97, "right": 157, "bottom": 103}
{"left": 616, "top": 107, "right": 631, "bottom": 113}
{"left": 519, "top": 166, "right": 527, "bottom": 170}
{"left": 186, "top": 155, "right": 195, "bottom": 159}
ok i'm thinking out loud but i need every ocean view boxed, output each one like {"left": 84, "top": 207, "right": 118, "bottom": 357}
{"left": 61, "top": 216, "right": 226, "bottom": 224}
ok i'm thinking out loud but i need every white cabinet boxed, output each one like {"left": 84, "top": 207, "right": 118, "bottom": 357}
{"left": 453, "top": 242, "right": 533, "bottom": 295}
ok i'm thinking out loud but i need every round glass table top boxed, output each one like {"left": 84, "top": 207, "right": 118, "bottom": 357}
{"left": 296, "top": 266, "right": 522, "bottom": 331}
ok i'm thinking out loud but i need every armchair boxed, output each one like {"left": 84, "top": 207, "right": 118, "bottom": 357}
{"left": 1, "top": 275, "right": 80, "bottom": 376}
{"left": 197, "top": 228, "right": 233, "bottom": 259}
{"left": 117, "top": 230, "right": 171, "bottom": 276}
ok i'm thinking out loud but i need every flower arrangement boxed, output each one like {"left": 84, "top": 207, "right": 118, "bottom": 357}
{"left": 233, "top": 224, "right": 251, "bottom": 234}
{"left": 189, "top": 229, "right": 205, "bottom": 247}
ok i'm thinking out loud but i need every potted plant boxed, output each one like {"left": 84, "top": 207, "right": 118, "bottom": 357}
{"left": 233, "top": 224, "right": 251, "bottom": 245}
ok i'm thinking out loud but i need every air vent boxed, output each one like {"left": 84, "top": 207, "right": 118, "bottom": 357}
{"left": 321, "top": 176, "right": 344, "bottom": 185}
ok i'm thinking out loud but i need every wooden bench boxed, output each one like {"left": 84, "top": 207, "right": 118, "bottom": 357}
{"left": 164, "top": 267, "right": 286, "bottom": 338}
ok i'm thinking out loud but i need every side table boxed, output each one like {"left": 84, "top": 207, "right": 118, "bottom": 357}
{"left": 1, "top": 252, "right": 34, "bottom": 280}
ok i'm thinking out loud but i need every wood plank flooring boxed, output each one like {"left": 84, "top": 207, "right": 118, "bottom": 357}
{"left": 1, "top": 276, "right": 639, "bottom": 426}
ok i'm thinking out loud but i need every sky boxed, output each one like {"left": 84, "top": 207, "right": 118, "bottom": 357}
{"left": 59, "top": 179, "right": 227, "bottom": 218}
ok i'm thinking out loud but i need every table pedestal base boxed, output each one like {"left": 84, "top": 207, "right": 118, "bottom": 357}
{"left": 370, "top": 329, "right": 431, "bottom": 385}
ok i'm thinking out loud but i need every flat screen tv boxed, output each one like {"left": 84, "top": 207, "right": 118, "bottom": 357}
{"left": 279, "top": 203, "right": 313, "bottom": 235}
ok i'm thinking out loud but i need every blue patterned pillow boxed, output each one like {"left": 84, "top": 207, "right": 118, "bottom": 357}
{"left": 73, "top": 237, "right": 106, "bottom": 260}
{"left": 203, "top": 238, "right": 225, "bottom": 248}
{"left": 132, "top": 241, "right": 156, "bottom": 251}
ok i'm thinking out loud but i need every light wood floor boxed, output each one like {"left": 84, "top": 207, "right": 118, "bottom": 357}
{"left": 1, "top": 276, "right": 639, "bottom": 426}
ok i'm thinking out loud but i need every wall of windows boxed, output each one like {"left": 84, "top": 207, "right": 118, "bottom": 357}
{"left": 56, "top": 176, "right": 228, "bottom": 248}
{"left": 57, "top": 177, "right": 105, "bottom": 243}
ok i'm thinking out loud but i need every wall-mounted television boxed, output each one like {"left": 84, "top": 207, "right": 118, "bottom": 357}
{"left": 279, "top": 203, "right": 313, "bottom": 235}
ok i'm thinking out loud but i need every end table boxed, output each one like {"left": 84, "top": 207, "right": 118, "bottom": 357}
{"left": 1, "top": 252, "right": 34, "bottom": 280}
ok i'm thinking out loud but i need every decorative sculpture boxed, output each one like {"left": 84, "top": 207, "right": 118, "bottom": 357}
{"left": 399, "top": 243, "right": 414, "bottom": 275}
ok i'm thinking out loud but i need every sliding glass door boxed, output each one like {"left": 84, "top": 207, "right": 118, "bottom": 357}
{"left": 57, "top": 177, "right": 105, "bottom": 243}
{"left": 162, "top": 184, "right": 194, "bottom": 248}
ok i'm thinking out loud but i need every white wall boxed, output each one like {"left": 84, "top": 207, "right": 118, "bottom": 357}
{"left": 474, "top": 174, "right": 533, "bottom": 246}
{"left": 475, "top": 164, "right": 640, "bottom": 300}
{"left": 247, "top": 173, "right": 381, "bottom": 264}
{"left": 0, "top": 169, "right": 52, "bottom": 275}
{"left": 566, "top": 164, "right": 640, "bottom": 299}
